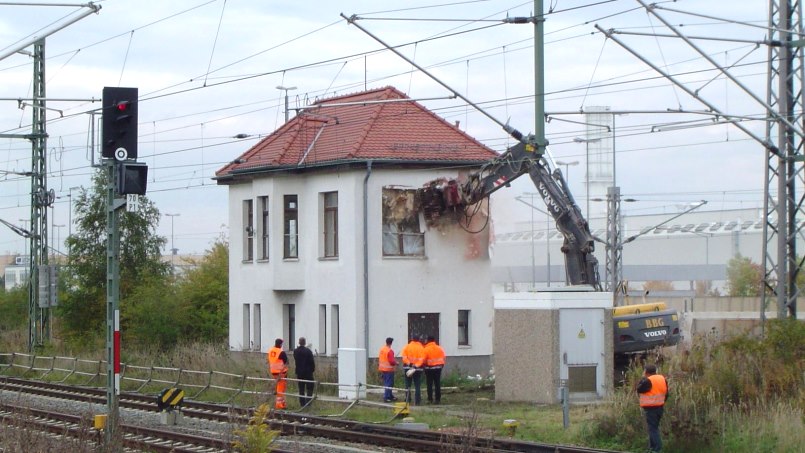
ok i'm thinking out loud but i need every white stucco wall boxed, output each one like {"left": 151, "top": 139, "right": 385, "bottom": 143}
{"left": 226, "top": 166, "right": 493, "bottom": 361}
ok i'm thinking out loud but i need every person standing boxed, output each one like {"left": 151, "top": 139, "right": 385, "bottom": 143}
{"left": 636, "top": 363, "right": 669, "bottom": 452}
{"left": 423, "top": 335, "right": 446, "bottom": 404}
{"left": 400, "top": 335, "right": 425, "bottom": 405}
{"left": 378, "top": 337, "right": 398, "bottom": 402}
{"left": 267, "top": 338, "right": 289, "bottom": 409}
{"left": 293, "top": 337, "right": 315, "bottom": 407}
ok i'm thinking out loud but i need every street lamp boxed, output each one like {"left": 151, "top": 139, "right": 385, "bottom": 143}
{"left": 67, "top": 186, "right": 80, "bottom": 255}
{"left": 165, "top": 213, "right": 180, "bottom": 270}
{"left": 52, "top": 224, "right": 64, "bottom": 258}
{"left": 573, "top": 137, "right": 602, "bottom": 219}
{"left": 516, "top": 193, "right": 552, "bottom": 288}
{"left": 276, "top": 85, "right": 297, "bottom": 122}
{"left": 555, "top": 160, "right": 579, "bottom": 184}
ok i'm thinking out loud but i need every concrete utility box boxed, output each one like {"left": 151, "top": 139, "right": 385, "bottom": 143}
{"left": 494, "top": 289, "right": 614, "bottom": 404}
{"left": 337, "top": 348, "right": 367, "bottom": 399}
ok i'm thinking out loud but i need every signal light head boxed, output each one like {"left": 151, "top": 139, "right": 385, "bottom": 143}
{"left": 116, "top": 101, "right": 129, "bottom": 112}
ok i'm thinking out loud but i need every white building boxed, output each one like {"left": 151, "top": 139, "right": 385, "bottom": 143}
{"left": 215, "top": 87, "right": 499, "bottom": 373}
{"left": 2, "top": 255, "right": 30, "bottom": 291}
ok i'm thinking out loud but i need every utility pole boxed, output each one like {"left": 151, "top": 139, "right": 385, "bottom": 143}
{"left": 0, "top": 2, "right": 101, "bottom": 351}
{"left": 533, "top": 0, "right": 546, "bottom": 151}
{"left": 165, "top": 213, "right": 180, "bottom": 271}
{"left": 606, "top": 187, "right": 623, "bottom": 302}
{"left": 276, "top": 85, "right": 296, "bottom": 122}
{"left": 29, "top": 39, "right": 50, "bottom": 350}
{"left": 762, "top": 0, "right": 802, "bottom": 321}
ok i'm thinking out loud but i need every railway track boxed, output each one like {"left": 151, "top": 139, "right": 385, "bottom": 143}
{"left": 0, "top": 402, "right": 229, "bottom": 452}
{"left": 0, "top": 376, "right": 620, "bottom": 453}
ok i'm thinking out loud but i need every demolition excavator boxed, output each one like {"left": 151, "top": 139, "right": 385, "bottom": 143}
{"left": 341, "top": 12, "right": 679, "bottom": 356}
{"left": 415, "top": 128, "right": 680, "bottom": 355}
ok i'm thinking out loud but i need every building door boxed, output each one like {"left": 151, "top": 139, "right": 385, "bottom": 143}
{"left": 559, "top": 308, "right": 605, "bottom": 396}
{"left": 283, "top": 304, "right": 295, "bottom": 347}
{"left": 407, "top": 313, "right": 440, "bottom": 343}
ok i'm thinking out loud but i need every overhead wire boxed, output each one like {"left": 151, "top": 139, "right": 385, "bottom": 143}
{"left": 117, "top": 30, "right": 134, "bottom": 87}
{"left": 203, "top": 0, "right": 228, "bottom": 87}
{"left": 0, "top": 0, "right": 772, "bottom": 208}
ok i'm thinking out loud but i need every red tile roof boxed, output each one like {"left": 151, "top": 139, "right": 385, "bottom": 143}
{"left": 216, "top": 86, "right": 499, "bottom": 181}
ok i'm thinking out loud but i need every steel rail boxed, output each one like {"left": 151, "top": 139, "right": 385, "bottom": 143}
{"left": 1, "top": 377, "right": 623, "bottom": 453}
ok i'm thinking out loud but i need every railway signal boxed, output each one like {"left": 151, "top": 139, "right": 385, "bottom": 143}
{"left": 101, "top": 87, "right": 138, "bottom": 160}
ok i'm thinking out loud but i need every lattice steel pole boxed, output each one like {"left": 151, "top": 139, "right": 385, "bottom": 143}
{"left": 28, "top": 39, "right": 49, "bottom": 350}
{"left": 762, "top": 0, "right": 803, "bottom": 321}
{"left": 606, "top": 186, "right": 623, "bottom": 304}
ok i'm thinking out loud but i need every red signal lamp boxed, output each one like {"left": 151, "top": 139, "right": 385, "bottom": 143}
{"left": 116, "top": 101, "right": 130, "bottom": 112}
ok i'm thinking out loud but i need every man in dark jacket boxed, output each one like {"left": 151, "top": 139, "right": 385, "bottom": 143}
{"left": 293, "top": 337, "right": 315, "bottom": 407}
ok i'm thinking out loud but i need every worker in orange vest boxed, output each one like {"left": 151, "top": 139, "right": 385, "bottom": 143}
{"left": 636, "top": 363, "right": 669, "bottom": 452}
{"left": 400, "top": 334, "right": 425, "bottom": 405}
{"left": 378, "top": 337, "right": 398, "bottom": 402}
{"left": 423, "top": 335, "right": 446, "bottom": 404}
{"left": 267, "top": 338, "right": 289, "bottom": 409}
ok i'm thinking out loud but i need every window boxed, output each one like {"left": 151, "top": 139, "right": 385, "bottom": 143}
{"left": 252, "top": 304, "right": 261, "bottom": 351}
{"left": 284, "top": 195, "right": 298, "bottom": 258}
{"left": 382, "top": 188, "right": 424, "bottom": 256}
{"left": 331, "top": 304, "right": 340, "bottom": 352}
{"left": 323, "top": 192, "right": 338, "bottom": 257}
{"left": 243, "top": 200, "right": 254, "bottom": 261}
{"left": 242, "top": 304, "right": 250, "bottom": 351}
{"left": 259, "top": 196, "right": 269, "bottom": 260}
{"left": 318, "top": 305, "right": 327, "bottom": 355}
{"left": 458, "top": 310, "right": 470, "bottom": 346}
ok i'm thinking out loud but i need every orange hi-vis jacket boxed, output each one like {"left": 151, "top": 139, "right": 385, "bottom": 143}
{"left": 268, "top": 346, "right": 288, "bottom": 375}
{"left": 639, "top": 374, "right": 668, "bottom": 407}
{"left": 378, "top": 345, "right": 396, "bottom": 372}
{"left": 401, "top": 341, "right": 425, "bottom": 368}
{"left": 424, "top": 341, "right": 446, "bottom": 368}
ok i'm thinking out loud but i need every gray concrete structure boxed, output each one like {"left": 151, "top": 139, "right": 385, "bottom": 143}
{"left": 493, "top": 291, "right": 613, "bottom": 403}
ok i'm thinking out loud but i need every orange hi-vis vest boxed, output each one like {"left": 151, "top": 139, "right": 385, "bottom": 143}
{"left": 401, "top": 341, "right": 425, "bottom": 368}
{"left": 639, "top": 374, "right": 668, "bottom": 407}
{"left": 424, "top": 342, "right": 446, "bottom": 368}
{"left": 378, "top": 345, "right": 395, "bottom": 372}
{"left": 268, "top": 346, "right": 288, "bottom": 375}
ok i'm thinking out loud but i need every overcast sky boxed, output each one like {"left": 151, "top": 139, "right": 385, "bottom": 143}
{"left": 0, "top": 0, "right": 772, "bottom": 256}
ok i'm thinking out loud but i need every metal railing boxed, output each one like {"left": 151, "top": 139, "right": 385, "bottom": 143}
{"left": 0, "top": 352, "right": 409, "bottom": 419}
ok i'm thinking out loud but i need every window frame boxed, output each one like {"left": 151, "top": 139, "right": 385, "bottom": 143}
{"left": 458, "top": 309, "right": 470, "bottom": 346}
{"left": 243, "top": 199, "right": 254, "bottom": 262}
{"left": 283, "top": 194, "right": 299, "bottom": 259}
{"left": 258, "top": 196, "right": 269, "bottom": 260}
{"left": 323, "top": 191, "right": 338, "bottom": 258}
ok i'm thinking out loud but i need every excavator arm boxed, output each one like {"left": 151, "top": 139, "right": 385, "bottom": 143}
{"left": 418, "top": 135, "right": 601, "bottom": 289}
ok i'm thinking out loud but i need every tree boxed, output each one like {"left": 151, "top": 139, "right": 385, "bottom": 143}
{"left": 725, "top": 255, "right": 762, "bottom": 296}
{"left": 58, "top": 169, "right": 169, "bottom": 345}
{"left": 122, "top": 274, "right": 180, "bottom": 349}
{"left": 0, "top": 286, "right": 27, "bottom": 330}
{"left": 695, "top": 280, "right": 720, "bottom": 297}
{"left": 176, "top": 240, "right": 229, "bottom": 343}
